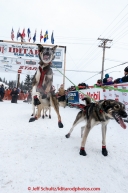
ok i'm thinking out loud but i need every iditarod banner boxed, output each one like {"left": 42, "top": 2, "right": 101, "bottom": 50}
{"left": 0, "top": 42, "right": 64, "bottom": 76}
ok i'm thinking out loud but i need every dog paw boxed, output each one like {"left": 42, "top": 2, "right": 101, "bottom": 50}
{"left": 58, "top": 121, "right": 63, "bottom": 128}
{"left": 65, "top": 133, "right": 70, "bottom": 138}
{"left": 79, "top": 148, "right": 87, "bottom": 156}
{"left": 29, "top": 117, "right": 37, "bottom": 122}
{"left": 42, "top": 115, "right": 44, "bottom": 119}
{"left": 49, "top": 115, "right": 51, "bottom": 119}
{"left": 102, "top": 148, "right": 108, "bottom": 156}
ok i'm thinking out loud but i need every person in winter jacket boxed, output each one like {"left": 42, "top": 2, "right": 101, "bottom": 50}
{"left": 57, "top": 84, "right": 66, "bottom": 102}
{"left": 10, "top": 87, "right": 18, "bottom": 103}
{"left": 0, "top": 84, "right": 5, "bottom": 101}
{"left": 96, "top": 79, "right": 102, "bottom": 86}
{"left": 103, "top": 74, "right": 109, "bottom": 84}
{"left": 114, "top": 66, "right": 128, "bottom": 83}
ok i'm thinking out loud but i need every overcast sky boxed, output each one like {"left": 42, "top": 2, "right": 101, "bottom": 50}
{"left": 0, "top": 0, "right": 128, "bottom": 89}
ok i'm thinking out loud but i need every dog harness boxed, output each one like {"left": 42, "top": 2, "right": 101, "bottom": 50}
{"left": 37, "top": 66, "right": 49, "bottom": 88}
{"left": 82, "top": 103, "right": 105, "bottom": 122}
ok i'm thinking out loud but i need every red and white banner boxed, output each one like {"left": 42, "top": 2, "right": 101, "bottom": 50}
{"left": 0, "top": 42, "right": 64, "bottom": 75}
{"left": 79, "top": 88, "right": 102, "bottom": 104}
{"left": 78, "top": 83, "right": 128, "bottom": 115}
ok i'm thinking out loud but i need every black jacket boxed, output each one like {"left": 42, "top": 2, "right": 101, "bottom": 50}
{"left": 10, "top": 90, "right": 18, "bottom": 96}
{"left": 0, "top": 87, "right": 5, "bottom": 94}
{"left": 114, "top": 74, "right": 128, "bottom": 83}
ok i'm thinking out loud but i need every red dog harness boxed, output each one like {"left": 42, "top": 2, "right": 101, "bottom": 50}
{"left": 37, "top": 66, "right": 48, "bottom": 88}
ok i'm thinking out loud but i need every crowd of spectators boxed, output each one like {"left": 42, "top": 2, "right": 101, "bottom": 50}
{"left": 0, "top": 84, "right": 32, "bottom": 103}
{"left": 96, "top": 66, "right": 128, "bottom": 87}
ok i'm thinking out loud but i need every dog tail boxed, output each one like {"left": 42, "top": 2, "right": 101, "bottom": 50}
{"left": 82, "top": 97, "right": 91, "bottom": 105}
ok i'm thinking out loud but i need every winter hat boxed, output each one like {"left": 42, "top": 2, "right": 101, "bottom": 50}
{"left": 105, "top": 74, "right": 109, "bottom": 78}
{"left": 124, "top": 66, "right": 128, "bottom": 72}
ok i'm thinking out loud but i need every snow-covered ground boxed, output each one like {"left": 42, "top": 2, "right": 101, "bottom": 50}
{"left": 0, "top": 101, "right": 128, "bottom": 193}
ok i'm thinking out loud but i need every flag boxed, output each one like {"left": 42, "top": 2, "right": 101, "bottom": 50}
{"left": 44, "top": 32, "right": 46, "bottom": 42}
{"left": 17, "top": 28, "right": 20, "bottom": 40}
{"left": 11, "top": 28, "right": 14, "bottom": 40}
{"left": 46, "top": 30, "right": 48, "bottom": 39}
{"left": 20, "top": 33, "right": 24, "bottom": 42}
{"left": 19, "top": 28, "right": 26, "bottom": 42}
{"left": 51, "top": 31, "right": 54, "bottom": 44}
{"left": 44, "top": 30, "right": 48, "bottom": 42}
{"left": 27, "top": 28, "right": 31, "bottom": 42}
{"left": 33, "top": 30, "right": 36, "bottom": 43}
{"left": 21, "top": 28, "right": 25, "bottom": 38}
{"left": 40, "top": 30, "right": 43, "bottom": 42}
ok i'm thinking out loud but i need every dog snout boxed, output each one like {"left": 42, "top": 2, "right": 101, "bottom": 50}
{"left": 46, "top": 48, "right": 49, "bottom": 52}
{"left": 120, "top": 111, "right": 127, "bottom": 118}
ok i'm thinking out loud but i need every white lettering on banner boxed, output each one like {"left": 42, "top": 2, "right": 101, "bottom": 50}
{"left": 68, "top": 93, "right": 76, "bottom": 97}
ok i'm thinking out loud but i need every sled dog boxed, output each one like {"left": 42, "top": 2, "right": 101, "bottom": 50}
{"left": 66, "top": 98, "right": 127, "bottom": 156}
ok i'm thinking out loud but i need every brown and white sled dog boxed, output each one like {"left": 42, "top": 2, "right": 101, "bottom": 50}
{"left": 65, "top": 98, "right": 127, "bottom": 156}
{"left": 29, "top": 44, "right": 63, "bottom": 128}
{"left": 31, "top": 88, "right": 51, "bottom": 119}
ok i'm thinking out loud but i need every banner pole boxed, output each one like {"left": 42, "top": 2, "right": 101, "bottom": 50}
{"left": 17, "top": 73, "right": 20, "bottom": 88}
{"left": 63, "top": 46, "right": 66, "bottom": 89}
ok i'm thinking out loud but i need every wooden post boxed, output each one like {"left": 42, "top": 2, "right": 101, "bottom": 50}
{"left": 101, "top": 42, "right": 106, "bottom": 82}
{"left": 63, "top": 46, "right": 66, "bottom": 89}
{"left": 98, "top": 38, "right": 113, "bottom": 82}
{"left": 17, "top": 73, "right": 20, "bottom": 88}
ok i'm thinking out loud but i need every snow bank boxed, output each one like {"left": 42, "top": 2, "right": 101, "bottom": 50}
{"left": 0, "top": 101, "right": 128, "bottom": 193}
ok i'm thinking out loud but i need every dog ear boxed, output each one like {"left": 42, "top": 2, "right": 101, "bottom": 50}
{"left": 52, "top": 45, "right": 57, "bottom": 52}
{"left": 37, "top": 44, "right": 43, "bottom": 52}
{"left": 103, "top": 100, "right": 111, "bottom": 106}
{"left": 104, "top": 101, "right": 108, "bottom": 106}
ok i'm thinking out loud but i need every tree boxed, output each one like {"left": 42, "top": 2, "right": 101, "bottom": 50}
{"left": 9, "top": 81, "right": 16, "bottom": 88}
{"left": 0, "top": 77, "right": 2, "bottom": 82}
{"left": 3, "top": 77, "right": 5, "bottom": 83}
{"left": 30, "top": 75, "right": 35, "bottom": 84}
{"left": 24, "top": 74, "right": 32, "bottom": 90}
